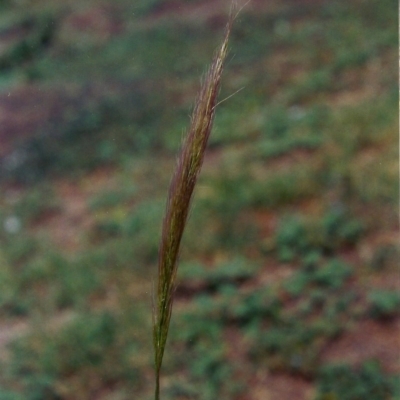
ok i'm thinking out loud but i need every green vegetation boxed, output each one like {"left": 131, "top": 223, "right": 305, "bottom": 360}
{"left": 368, "top": 290, "right": 400, "bottom": 320}
{"left": 275, "top": 210, "right": 363, "bottom": 262}
{"left": 3, "top": 310, "right": 147, "bottom": 399}
{"left": 0, "top": 12, "right": 56, "bottom": 71}
{"left": 0, "top": 0, "right": 398, "bottom": 398}
{"left": 315, "top": 362, "right": 399, "bottom": 400}
{"left": 178, "top": 257, "right": 259, "bottom": 291}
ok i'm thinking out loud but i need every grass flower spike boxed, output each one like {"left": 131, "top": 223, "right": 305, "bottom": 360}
{"left": 153, "top": 8, "right": 238, "bottom": 400}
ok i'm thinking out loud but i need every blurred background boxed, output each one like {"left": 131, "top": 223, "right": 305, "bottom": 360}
{"left": 0, "top": 0, "right": 398, "bottom": 399}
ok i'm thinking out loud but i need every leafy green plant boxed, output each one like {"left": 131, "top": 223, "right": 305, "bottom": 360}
{"left": 88, "top": 188, "right": 136, "bottom": 211}
{"left": 251, "top": 165, "right": 320, "bottom": 208}
{"left": 319, "top": 208, "right": 364, "bottom": 251}
{"left": 283, "top": 270, "right": 311, "bottom": 297}
{"left": 177, "top": 284, "right": 281, "bottom": 329}
{"left": 313, "top": 259, "right": 353, "bottom": 289}
{"left": 284, "top": 258, "right": 353, "bottom": 297}
{"left": 0, "top": 13, "right": 56, "bottom": 70}
{"left": 255, "top": 135, "right": 322, "bottom": 159}
{"left": 249, "top": 317, "right": 337, "bottom": 376}
{"left": 276, "top": 215, "right": 308, "bottom": 262}
{"left": 315, "top": 361, "right": 398, "bottom": 400}
{"left": 178, "top": 341, "right": 239, "bottom": 400}
{"left": 1, "top": 234, "right": 38, "bottom": 265}
{"left": 0, "top": 388, "right": 24, "bottom": 400}
{"left": 7, "top": 312, "right": 142, "bottom": 400}
{"left": 0, "top": 249, "right": 103, "bottom": 315}
{"left": 248, "top": 272, "right": 354, "bottom": 375}
{"left": 368, "top": 290, "right": 400, "bottom": 320}
{"left": 133, "top": 0, "right": 161, "bottom": 16}
{"left": 228, "top": 288, "right": 281, "bottom": 326}
{"left": 275, "top": 210, "right": 364, "bottom": 262}
{"left": 188, "top": 346, "right": 234, "bottom": 400}
{"left": 12, "top": 184, "right": 60, "bottom": 223}
{"left": 89, "top": 199, "right": 165, "bottom": 264}
{"left": 369, "top": 244, "right": 400, "bottom": 271}
{"left": 178, "top": 257, "right": 258, "bottom": 292}
{"left": 171, "top": 299, "right": 245, "bottom": 400}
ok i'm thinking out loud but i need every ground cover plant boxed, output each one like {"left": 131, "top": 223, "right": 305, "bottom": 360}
{"left": 0, "top": 0, "right": 398, "bottom": 399}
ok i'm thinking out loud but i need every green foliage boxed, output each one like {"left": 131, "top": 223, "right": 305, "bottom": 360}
{"left": 7, "top": 312, "right": 142, "bottom": 399}
{"left": 163, "top": 381, "right": 198, "bottom": 400}
{"left": 251, "top": 320, "right": 324, "bottom": 374}
{"left": 179, "top": 257, "right": 258, "bottom": 291}
{"left": 247, "top": 257, "right": 355, "bottom": 374}
{"left": 255, "top": 135, "right": 322, "bottom": 159}
{"left": 291, "top": 68, "right": 333, "bottom": 102}
{"left": 283, "top": 271, "right": 310, "bottom": 297}
{"left": 89, "top": 199, "right": 164, "bottom": 263}
{"left": 228, "top": 288, "right": 281, "bottom": 325}
{"left": 133, "top": 0, "right": 161, "bottom": 16}
{"left": 230, "top": 13, "right": 273, "bottom": 65}
{"left": 317, "top": 94, "right": 398, "bottom": 205}
{"left": 88, "top": 188, "right": 136, "bottom": 211}
{"left": 276, "top": 216, "right": 308, "bottom": 262}
{"left": 172, "top": 302, "right": 244, "bottom": 400}
{"left": 320, "top": 208, "right": 364, "bottom": 249}
{"left": 0, "top": 249, "right": 103, "bottom": 315}
{"left": 247, "top": 286, "right": 349, "bottom": 375}
{"left": 251, "top": 104, "right": 329, "bottom": 159}
{"left": 51, "top": 255, "right": 103, "bottom": 309}
{"left": 0, "top": 388, "right": 25, "bottom": 400}
{"left": 176, "top": 284, "right": 282, "bottom": 331}
{"left": 369, "top": 245, "right": 400, "bottom": 271}
{"left": 1, "top": 92, "right": 166, "bottom": 183}
{"left": 0, "top": 13, "right": 56, "bottom": 70}
{"left": 368, "top": 290, "right": 400, "bottom": 320}
{"left": 123, "top": 199, "right": 164, "bottom": 262}
{"left": 1, "top": 234, "right": 38, "bottom": 265}
{"left": 0, "top": 248, "right": 41, "bottom": 316}
{"left": 315, "top": 362, "right": 398, "bottom": 400}
{"left": 12, "top": 185, "right": 60, "bottom": 223}
{"left": 251, "top": 315, "right": 345, "bottom": 375}
{"left": 260, "top": 168, "right": 323, "bottom": 210}
{"left": 200, "top": 164, "right": 321, "bottom": 238}
{"left": 189, "top": 172, "right": 258, "bottom": 251}
{"left": 188, "top": 348, "right": 236, "bottom": 400}
{"left": 284, "top": 259, "right": 353, "bottom": 296}
{"left": 276, "top": 209, "right": 364, "bottom": 262}
{"left": 313, "top": 259, "right": 353, "bottom": 289}
{"left": 175, "top": 275, "right": 351, "bottom": 376}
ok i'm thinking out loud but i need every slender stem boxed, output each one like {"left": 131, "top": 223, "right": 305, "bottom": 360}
{"left": 155, "top": 372, "right": 160, "bottom": 400}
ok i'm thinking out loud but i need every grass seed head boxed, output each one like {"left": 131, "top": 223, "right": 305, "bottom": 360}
{"left": 153, "top": 7, "right": 239, "bottom": 399}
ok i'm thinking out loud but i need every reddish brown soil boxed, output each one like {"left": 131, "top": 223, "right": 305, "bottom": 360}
{"left": 247, "top": 371, "right": 314, "bottom": 400}
{"left": 321, "top": 318, "right": 400, "bottom": 374}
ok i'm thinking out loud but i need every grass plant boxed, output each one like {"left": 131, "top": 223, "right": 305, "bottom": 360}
{"left": 315, "top": 361, "right": 398, "bottom": 400}
{"left": 152, "top": 8, "right": 240, "bottom": 399}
